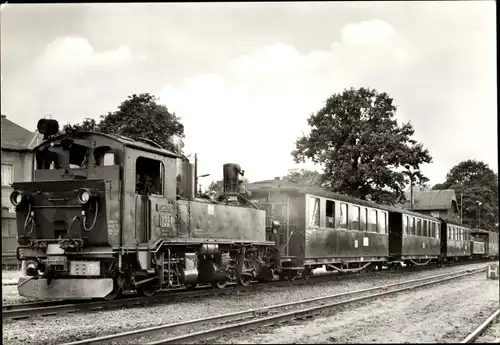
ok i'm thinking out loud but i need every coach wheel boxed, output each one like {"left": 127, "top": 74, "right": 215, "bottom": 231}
{"left": 302, "top": 269, "right": 311, "bottom": 280}
{"left": 287, "top": 271, "right": 297, "bottom": 281}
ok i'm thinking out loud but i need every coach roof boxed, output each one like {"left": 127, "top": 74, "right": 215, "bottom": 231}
{"left": 248, "top": 179, "right": 439, "bottom": 221}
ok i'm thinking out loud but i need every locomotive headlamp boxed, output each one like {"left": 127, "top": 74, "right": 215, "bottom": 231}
{"left": 26, "top": 262, "right": 38, "bottom": 277}
{"left": 10, "top": 190, "right": 24, "bottom": 206}
{"left": 77, "top": 188, "right": 97, "bottom": 204}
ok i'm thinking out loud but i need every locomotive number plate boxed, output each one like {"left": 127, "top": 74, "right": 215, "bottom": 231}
{"left": 159, "top": 215, "right": 173, "bottom": 228}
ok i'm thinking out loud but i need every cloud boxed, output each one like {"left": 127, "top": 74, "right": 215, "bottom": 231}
{"left": 34, "top": 37, "right": 134, "bottom": 81}
{"left": 158, "top": 19, "right": 417, "bottom": 187}
{"left": 2, "top": 36, "right": 143, "bottom": 127}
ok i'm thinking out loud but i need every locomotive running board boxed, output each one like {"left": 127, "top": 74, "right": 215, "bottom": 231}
{"left": 17, "top": 277, "right": 113, "bottom": 299}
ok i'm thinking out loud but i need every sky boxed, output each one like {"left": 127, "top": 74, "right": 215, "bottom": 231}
{"left": 0, "top": 2, "right": 497, "bottom": 190}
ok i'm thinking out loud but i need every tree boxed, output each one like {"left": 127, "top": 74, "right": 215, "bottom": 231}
{"left": 63, "top": 93, "right": 185, "bottom": 154}
{"left": 292, "top": 87, "right": 432, "bottom": 205}
{"left": 206, "top": 177, "right": 249, "bottom": 196}
{"left": 432, "top": 160, "right": 498, "bottom": 232}
{"left": 282, "top": 168, "right": 323, "bottom": 188}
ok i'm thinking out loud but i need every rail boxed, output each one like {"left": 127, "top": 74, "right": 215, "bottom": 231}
{"left": 58, "top": 267, "right": 485, "bottom": 345}
{"left": 461, "top": 308, "right": 500, "bottom": 343}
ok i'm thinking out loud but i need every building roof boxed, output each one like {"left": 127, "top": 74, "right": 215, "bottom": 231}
{"left": 403, "top": 189, "right": 457, "bottom": 211}
{"left": 1, "top": 115, "right": 40, "bottom": 151}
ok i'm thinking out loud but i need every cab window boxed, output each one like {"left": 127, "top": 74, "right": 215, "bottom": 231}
{"left": 135, "top": 156, "right": 164, "bottom": 195}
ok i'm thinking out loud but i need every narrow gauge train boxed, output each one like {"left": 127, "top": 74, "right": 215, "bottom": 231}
{"left": 10, "top": 118, "right": 498, "bottom": 300}
{"left": 247, "top": 178, "right": 499, "bottom": 275}
{"left": 12, "top": 119, "right": 282, "bottom": 300}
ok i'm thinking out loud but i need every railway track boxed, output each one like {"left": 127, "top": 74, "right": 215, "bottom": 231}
{"left": 461, "top": 308, "right": 500, "bottom": 343}
{"left": 59, "top": 267, "right": 485, "bottom": 345}
{"left": 2, "top": 260, "right": 494, "bottom": 321}
{"left": 1, "top": 269, "right": 375, "bottom": 321}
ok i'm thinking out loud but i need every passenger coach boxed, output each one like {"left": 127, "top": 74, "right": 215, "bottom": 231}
{"left": 387, "top": 206, "right": 441, "bottom": 266}
{"left": 439, "top": 219, "right": 472, "bottom": 261}
{"left": 248, "top": 179, "right": 391, "bottom": 276}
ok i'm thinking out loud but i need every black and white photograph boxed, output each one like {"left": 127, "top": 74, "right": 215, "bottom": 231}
{"left": 1, "top": 1, "right": 498, "bottom": 344}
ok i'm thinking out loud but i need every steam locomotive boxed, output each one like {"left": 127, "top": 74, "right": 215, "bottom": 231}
{"left": 12, "top": 118, "right": 282, "bottom": 300}
{"left": 10, "top": 118, "right": 498, "bottom": 300}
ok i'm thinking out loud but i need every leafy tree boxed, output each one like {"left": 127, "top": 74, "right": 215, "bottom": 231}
{"left": 282, "top": 168, "right": 323, "bottom": 188}
{"left": 63, "top": 93, "right": 185, "bottom": 154}
{"left": 432, "top": 160, "right": 498, "bottom": 232}
{"left": 292, "top": 87, "right": 432, "bottom": 205}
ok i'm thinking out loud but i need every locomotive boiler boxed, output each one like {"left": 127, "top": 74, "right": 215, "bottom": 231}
{"left": 12, "top": 119, "right": 280, "bottom": 300}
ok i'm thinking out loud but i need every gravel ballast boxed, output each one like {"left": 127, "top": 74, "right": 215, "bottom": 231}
{"left": 210, "top": 269, "right": 499, "bottom": 344}
{"left": 1, "top": 262, "right": 496, "bottom": 345}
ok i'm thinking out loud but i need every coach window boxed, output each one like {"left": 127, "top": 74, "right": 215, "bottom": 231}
{"left": 340, "top": 203, "right": 348, "bottom": 229}
{"left": 410, "top": 217, "right": 416, "bottom": 235}
{"left": 325, "top": 200, "right": 335, "bottom": 228}
{"left": 136, "top": 157, "right": 164, "bottom": 196}
{"left": 369, "top": 209, "right": 378, "bottom": 232}
{"left": 423, "top": 220, "right": 428, "bottom": 237}
{"left": 352, "top": 206, "right": 360, "bottom": 231}
{"left": 402, "top": 216, "right": 407, "bottom": 235}
{"left": 416, "top": 219, "right": 422, "bottom": 236}
{"left": 380, "top": 212, "right": 387, "bottom": 234}
{"left": 309, "top": 197, "right": 320, "bottom": 227}
{"left": 435, "top": 223, "right": 440, "bottom": 239}
{"left": 361, "top": 208, "right": 368, "bottom": 231}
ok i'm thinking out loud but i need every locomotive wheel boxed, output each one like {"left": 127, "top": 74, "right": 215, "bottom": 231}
{"left": 237, "top": 259, "right": 254, "bottom": 287}
{"left": 104, "top": 278, "right": 123, "bottom": 301}
{"left": 137, "top": 281, "right": 156, "bottom": 297}
{"left": 211, "top": 279, "right": 228, "bottom": 289}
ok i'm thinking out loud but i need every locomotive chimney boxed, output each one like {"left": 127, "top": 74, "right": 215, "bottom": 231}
{"left": 223, "top": 163, "right": 244, "bottom": 196}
